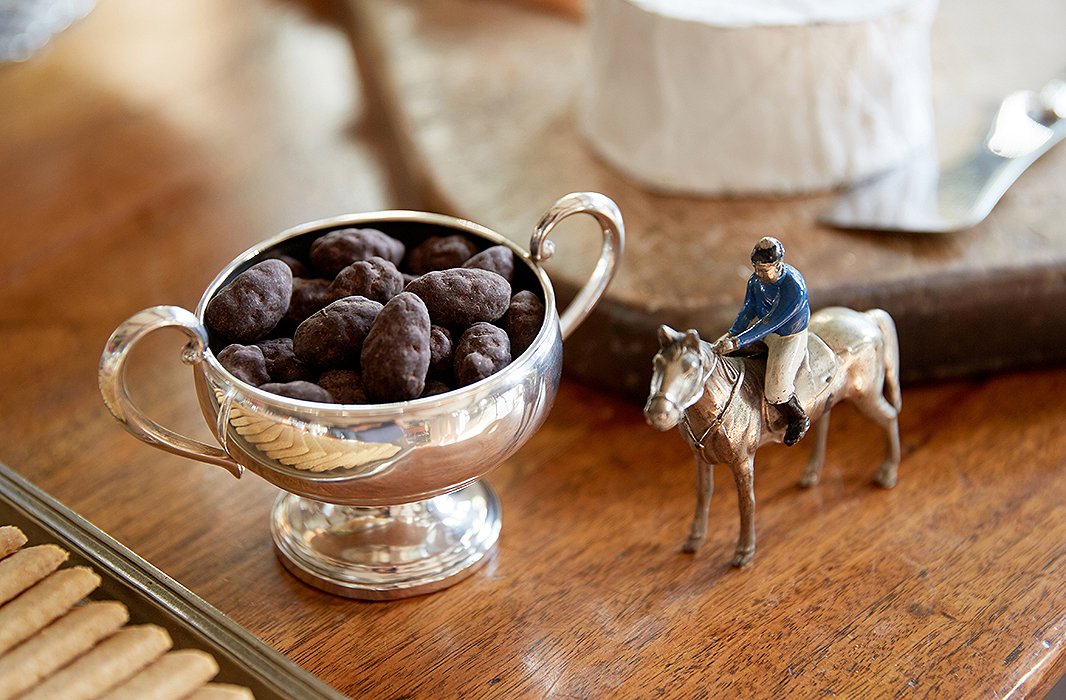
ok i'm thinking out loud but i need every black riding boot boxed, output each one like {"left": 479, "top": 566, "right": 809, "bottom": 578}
{"left": 773, "top": 395, "right": 810, "bottom": 446}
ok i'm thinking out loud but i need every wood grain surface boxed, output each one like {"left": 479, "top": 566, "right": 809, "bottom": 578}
{"left": 0, "top": 1, "right": 1063, "bottom": 698}
{"left": 347, "top": 0, "right": 1066, "bottom": 397}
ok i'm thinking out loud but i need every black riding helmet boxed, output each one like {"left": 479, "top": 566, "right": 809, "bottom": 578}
{"left": 750, "top": 236, "right": 784, "bottom": 265}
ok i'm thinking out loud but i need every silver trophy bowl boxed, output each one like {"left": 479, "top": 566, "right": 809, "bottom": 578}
{"left": 99, "top": 193, "right": 624, "bottom": 599}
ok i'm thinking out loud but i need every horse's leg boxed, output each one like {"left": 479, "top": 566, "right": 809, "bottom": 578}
{"left": 875, "top": 406, "right": 902, "bottom": 488}
{"left": 682, "top": 455, "right": 714, "bottom": 553}
{"left": 854, "top": 392, "right": 901, "bottom": 488}
{"left": 729, "top": 454, "right": 757, "bottom": 567}
{"left": 800, "top": 409, "right": 831, "bottom": 487}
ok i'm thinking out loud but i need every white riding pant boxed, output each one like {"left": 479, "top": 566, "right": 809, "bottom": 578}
{"left": 764, "top": 330, "right": 807, "bottom": 404}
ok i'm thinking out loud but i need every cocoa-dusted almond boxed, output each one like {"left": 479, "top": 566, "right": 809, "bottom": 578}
{"left": 361, "top": 292, "right": 431, "bottom": 402}
{"left": 217, "top": 344, "right": 270, "bottom": 386}
{"left": 293, "top": 296, "right": 383, "bottom": 368}
{"left": 318, "top": 369, "right": 368, "bottom": 404}
{"left": 285, "top": 278, "right": 333, "bottom": 327}
{"left": 428, "top": 325, "right": 453, "bottom": 376}
{"left": 256, "top": 337, "right": 314, "bottom": 382}
{"left": 310, "top": 228, "right": 404, "bottom": 277}
{"left": 205, "top": 260, "right": 292, "bottom": 343}
{"left": 454, "top": 322, "right": 512, "bottom": 387}
{"left": 259, "top": 381, "right": 333, "bottom": 403}
{"left": 504, "top": 290, "right": 546, "bottom": 356}
{"left": 462, "top": 245, "right": 515, "bottom": 283}
{"left": 329, "top": 256, "right": 404, "bottom": 304}
{"left": 407, "top": 235, "right": 478, "bottom": 275}
{"left": 405, "top": 268, "right": 510, "bottom": 326}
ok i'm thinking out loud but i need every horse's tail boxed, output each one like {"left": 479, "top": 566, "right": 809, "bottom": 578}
{"left": 867, "top": 309, "right": 901, "bottom": 411}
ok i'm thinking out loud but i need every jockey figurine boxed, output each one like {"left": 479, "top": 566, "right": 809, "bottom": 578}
{"left": 714, "top": 237, "right": 811, "bottom": 446}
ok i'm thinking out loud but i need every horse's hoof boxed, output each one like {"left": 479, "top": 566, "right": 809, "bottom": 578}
{"left": 799, "top": 472, "right": 820, "bottom": 488}
{"left": 681, "top": 537, "right": 702, "bottom": 554}
{"left": 731, "top": 549, "right": 754, "bottom": 567}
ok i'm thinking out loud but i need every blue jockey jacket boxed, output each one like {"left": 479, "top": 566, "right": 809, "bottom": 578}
{"left": 728, "top": 263, "right": 810, "bottom": 346}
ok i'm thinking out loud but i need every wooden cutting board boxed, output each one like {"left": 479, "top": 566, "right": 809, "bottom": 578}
{"left": 345, "top": 0, "right": 1066, "bottom": 398}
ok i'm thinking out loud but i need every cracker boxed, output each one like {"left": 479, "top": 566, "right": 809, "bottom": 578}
{"left": 0, "top": 527, "right": 26, "bottom": 560}
{"left": 187, "top": 683, "right": 256, "bottom": 700}
{"left": 0, "top": 566, "right": 100, "bottom": 655}
{"left": 100, "top": 649, "right": 220, "bottom": 700}
{"left": 20, "top": 624, "right": 172, "bottom": 700}
{"left": 0, "top": 600, "right": 128, "bottom": 700}
{"left": 0, "top": 544, "right": 68, "bottom": 605}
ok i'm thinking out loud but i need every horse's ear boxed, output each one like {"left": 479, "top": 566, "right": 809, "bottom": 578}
{"left": 657, "top": 325, "right": 678, "bottom": 348}
{"left": 683, "top": 329, "right": 701, "bottom": 350}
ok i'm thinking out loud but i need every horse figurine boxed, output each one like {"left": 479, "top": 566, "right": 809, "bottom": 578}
{"left": 644, "top": 307, "right": 901, "bottom": 567}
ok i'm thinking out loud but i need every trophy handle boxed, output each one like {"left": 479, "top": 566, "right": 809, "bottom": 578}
{"left": 529, "top": 192, "right": 625, "bottom": 341}
{"left": 99, "top": 306, "right": 243, "bottom": 479}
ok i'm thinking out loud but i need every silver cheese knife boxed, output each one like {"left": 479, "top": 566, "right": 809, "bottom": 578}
{"left": 821, "top": 77, "right": 1066, "bottom": 234}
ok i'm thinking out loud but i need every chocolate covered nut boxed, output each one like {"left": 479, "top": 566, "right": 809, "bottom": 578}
{"left": 217, "top": 344, "right": 270, "bottom": 386}
{"left": 256, "top": 337, "right": 313, "bottom": 382}
{"left": 405, "top": 269, "right": 510, "bottom": 326}
{"left": 407, "top": 235, "right": 478, "bottom": 275}
{"left": 421, "top": 379, "right": 452, "bottom": 398}
{"left": 205, "top": 260, "right": 292, "bottom": 343}
{"left": 462, "top": 245, "right": 515, "bottom": 283}
{"left": 361, "top": 292, "right": 431, "bottom": 402}
{"left": 263, "top": 253, "right": 311, "bottom": 279}
{"left": 504, "top": 290, "right": 546, "bottom": 356}
{"left": 286, "top": 278, "right": 333, "bottom": 327}
{"left": 429, "top": 325, "right": 453, "bottom": 375}
{"left": 329, "top": 256, "right": 404, "bottom": 304}
{"left": 318, "top": 369, "right": 367, "bottom": 404}
{"left": 259, "top": 381, "right": 333, "bottom": 403}
{"left": 310, "top": 228, "right": 405, "bottom": 277}
{"left": 455, "top": 323, "right": 512, "bottom": 387}
{"left": 293, "top": 296, "right": 383, "bottom": 368}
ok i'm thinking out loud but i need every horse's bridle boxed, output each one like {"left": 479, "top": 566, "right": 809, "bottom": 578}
{"left": 648, "top": 343, "right": 715, "bottom": 416}
{"left": 674, "top": 346, "right": 746, "bottom": 453}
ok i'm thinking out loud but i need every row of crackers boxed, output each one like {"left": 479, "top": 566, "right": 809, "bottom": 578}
{"left": 0, "top": 525, "right": 254, "bottom": 699}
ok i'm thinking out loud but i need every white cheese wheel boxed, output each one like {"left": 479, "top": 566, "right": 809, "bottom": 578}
{"left": 580, "top": 0, "right": 939, "bottom": 195}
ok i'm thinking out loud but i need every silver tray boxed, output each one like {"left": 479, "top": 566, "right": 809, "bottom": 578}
{"left": 0, "top": 462, "right": 346, "bottom": 700}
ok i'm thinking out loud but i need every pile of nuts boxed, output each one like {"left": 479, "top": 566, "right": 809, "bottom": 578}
{"left": 204, "top": 228, "right": 545, "bottom": 404}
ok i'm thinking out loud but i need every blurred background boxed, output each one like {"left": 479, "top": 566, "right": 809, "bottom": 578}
{"left": 2, "top": 2, "right": 1064, "bottom": 697}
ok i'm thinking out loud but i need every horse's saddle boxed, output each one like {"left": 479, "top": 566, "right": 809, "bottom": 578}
{"left": 732, "top": 333, "right": 839, "bottom": 430}
{"left": 794, "top": 333, "right": 839, "bottom": 408}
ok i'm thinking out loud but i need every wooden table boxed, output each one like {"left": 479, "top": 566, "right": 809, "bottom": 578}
{"left": 1, "top": 2, "right": 1063, "bottom": 697}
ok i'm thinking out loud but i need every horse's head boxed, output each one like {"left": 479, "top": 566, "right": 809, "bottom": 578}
{"left": 645, "top": 325, "right": 714, "bottom": 431}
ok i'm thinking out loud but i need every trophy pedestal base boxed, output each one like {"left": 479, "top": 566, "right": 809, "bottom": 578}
{"left": 270, "top": 482, "right": 500, "bottom": 600}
